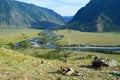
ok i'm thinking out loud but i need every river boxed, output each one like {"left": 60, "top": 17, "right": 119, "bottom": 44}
{"left": 18, "top": 29, "right": 120, "bottom": 52}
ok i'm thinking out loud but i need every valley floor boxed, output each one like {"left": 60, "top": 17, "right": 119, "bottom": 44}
{"left": 0, "top": 29, "right": 120, "bottom": 80}
{"left": 56, "top": 30, "right": 120, "bottom": 46}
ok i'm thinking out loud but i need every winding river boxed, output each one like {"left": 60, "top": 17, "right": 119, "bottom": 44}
{"left": 20, "top": 29, "right": 120, "bottom": 52}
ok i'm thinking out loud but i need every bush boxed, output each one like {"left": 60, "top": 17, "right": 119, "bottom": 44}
{"left": 9, "top": 42, "right": 17, "bottom": 49}
{"left": 39, "top": 31, "right": 48, "bottom": 36}
{"left": 19, "top": 40, "right": 31, "bottom": 49}
{"left": 40, "top": 47, "right": 72, "bottom": 60}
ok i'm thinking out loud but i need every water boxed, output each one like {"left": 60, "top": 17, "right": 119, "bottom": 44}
{"left": 18, "top": 29, "right": 120, "bottom": 52}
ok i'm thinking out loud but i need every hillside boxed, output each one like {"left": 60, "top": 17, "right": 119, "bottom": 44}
{"left": 0, "top": 0, "right": 65, "bottom": 29}
{"left": 63, "top": 16, "right": 73, "bottom": 23}
{"left": 67, "top": 0, "right": 120, "bottom": 32}
{"left": 0, "top": 47, "right": 120, "bottom": 80}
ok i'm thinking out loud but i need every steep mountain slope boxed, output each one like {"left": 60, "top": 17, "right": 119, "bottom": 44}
{"left": 67, "top": 0, "right": 120, "bottom": 32}
{"left": 63, "top": 16, "right": 73, "bottom": 23}
{"left": 0, "top": 0, "right": 65, "bottom": 29}
{"left": 0, "top": 0, "right": 30, "bottom": 28}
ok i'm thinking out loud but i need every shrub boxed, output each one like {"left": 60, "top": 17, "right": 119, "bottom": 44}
{"left": 9, "top": 42, "right": 17, "bottom": 49}
{"left": 19, "top": 40, "right": 31, "bottom": 49}
{"left": 39, "top": 31, "right": 48, "bottom": 36}
{"left": 41, "top": 47, "right": 72, "bottom": 60}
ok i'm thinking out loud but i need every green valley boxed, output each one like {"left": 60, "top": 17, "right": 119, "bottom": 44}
{"left": 0, "top": 0, "right": 120, "bottom": 80}
{"left": 0, "top": 29, "right": 120, "bottom": 80}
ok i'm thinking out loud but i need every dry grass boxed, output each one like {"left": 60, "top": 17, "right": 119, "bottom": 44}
{"left": 0, "top": 48, "right": 120, "bottom": 80}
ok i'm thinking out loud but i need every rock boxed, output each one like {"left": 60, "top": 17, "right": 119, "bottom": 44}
{"left": 41, "top": 61, "right": 44, "bottom": 64}
{"left": 65, "top": 68, "right": 74, "bottom": 76}
{"left": 106, "top": 59, "right": 117, "bottom": 67}
{"left": 61, "top": 66, "right": 69, "bottom": 74}
{"left": 61, "top": 66, "right": 74, "bottom": 76}
{"left": 92, "top": 56, "right": 117, "bottom": 68}
{"left": 74, "top": 70, "right": 83, "bottom": 76}
{"left": 56, "top": 77, "right": 62, "bottom": 80}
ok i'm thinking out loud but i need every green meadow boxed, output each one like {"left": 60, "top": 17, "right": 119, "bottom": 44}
{"left": 0, "top": 29, "right": 120, "bottom": 46}
{"left": 0, "top": 29, "right": 41, "bottom": 45}
{"left": 56, "top": 30, "right": 120, "bottom": 46}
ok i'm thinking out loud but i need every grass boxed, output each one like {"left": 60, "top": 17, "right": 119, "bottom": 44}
{"left": 1, "top": 29, "right": 120, "bottom": 46}
{"left": 0, "top": 29, "right": 41, "bottom": 45}
{"left": 56, "top": 29, "right": 120, "bottom": 46}
{"left": 0, "top": 48, "right": 120, "bottom": 80}
{"left": 0, "top": 29, "right": 120, "bottom": 80}
{"left": 19, "top": 48, "right": 120, "bottom": 63}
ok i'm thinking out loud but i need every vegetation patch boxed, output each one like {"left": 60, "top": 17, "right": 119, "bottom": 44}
{"left": 0, "top": 29, "right": 40, "bottom": 46}
{"left": 56, "top": 30, "right": 120, "bottom": 46}
{"left": 0, "top": 48, "right": 120, "bottom": 80}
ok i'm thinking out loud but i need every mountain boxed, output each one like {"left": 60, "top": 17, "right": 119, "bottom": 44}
{"left": 63, "top": 16, "right": 73, "bottom": 23}
{"left": 0, "top": 0, "right": 65, "bottom": 29}
{"left": 67, "top": 0, "right": 120, "bottom": 32}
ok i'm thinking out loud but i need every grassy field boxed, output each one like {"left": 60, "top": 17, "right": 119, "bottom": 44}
{"left": 0, "top": 29, "right": 120, "bottom": 46}
{"left": 56, "top": 30, "right": 120, "bottom": 46}
{"left": 0, "top": 29, "right": 120, "bottom": 80}
{"left": 0, "top": 29, "right": 41, "bottom": 45}
{"left": 0, "top": 48, "right": 120, "bottom": 80}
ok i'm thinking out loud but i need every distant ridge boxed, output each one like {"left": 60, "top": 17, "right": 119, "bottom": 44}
{"left": 63, "top": 16, "right": 73, "bottom": 23}
{"left": 0, "top": 0, "right": 65, "bottom": 29}
{"left": 67, "top": 0, "right": 120, "bottom": 32}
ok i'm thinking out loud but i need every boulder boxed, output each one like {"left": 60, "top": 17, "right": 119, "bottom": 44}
{"left": 65, "top": 68, "right": 74, "bottom": 76}
{"left": 61, "top": 66, "right": 74, "bottom": 76}
{"left": 74, "top": 70, "right": 83, "bottom": 76}
{"left": 92, "top": 56, "right": 117, "bottom": 68}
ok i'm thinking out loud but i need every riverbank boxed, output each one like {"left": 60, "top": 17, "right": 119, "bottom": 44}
{"left": 16, "top": 30, "right": 120, "bottom": 53}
